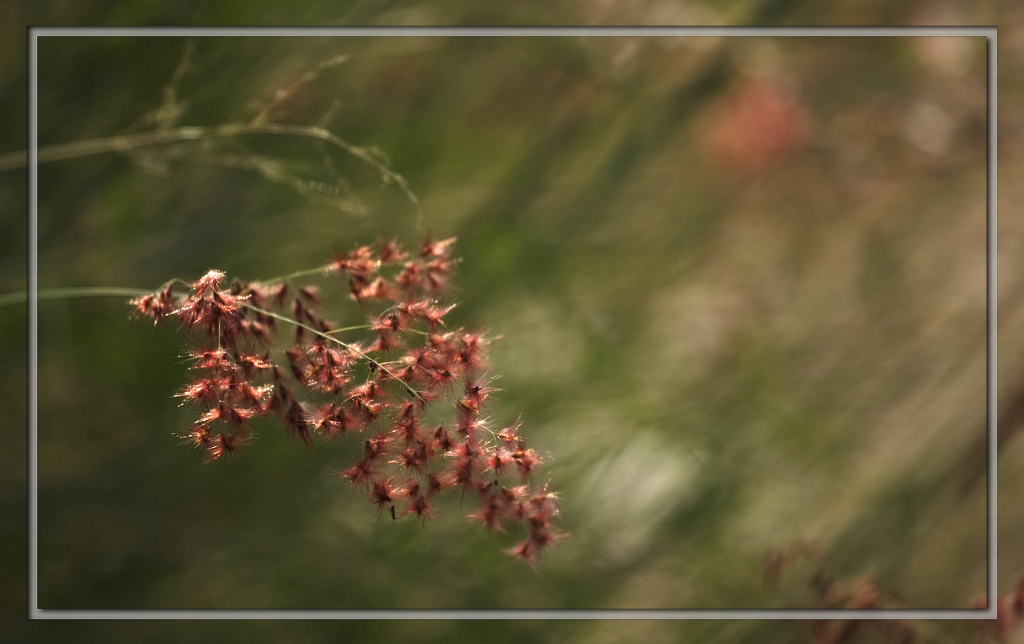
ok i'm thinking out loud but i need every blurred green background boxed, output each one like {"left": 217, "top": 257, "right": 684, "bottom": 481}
{"left": 2, "top": 0, "right": 1022, "bottom": 642}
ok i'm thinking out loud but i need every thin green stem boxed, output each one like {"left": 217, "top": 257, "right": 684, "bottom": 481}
{"left": 257, "top": 255, "right": 424, "bottom": 288}
{"left": 0, "top": 122, "right": 421, "bottom": 217}
{"left": 0, "top": 286, "right": 151, "bottom": 309}
{"left": 0, "top": 265, "right": 327, "bottom": 312}
{"left": 244, "top": 303, "right": 453, "bottom": 427}
{"left": 242, "top": 303, "right": 429, "bottom": 407}
{"left": 323, "top": 324, "right": 373, "bottom": 336}
{"left": 0, "top": 283, "right": 454, "bottom": 424}
{"left": 261, "top": 264, "right": 333, "bottom": 286}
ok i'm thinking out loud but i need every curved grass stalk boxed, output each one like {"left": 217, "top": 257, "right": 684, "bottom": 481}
{"left": 0, "top": 287, "right": 151, "bottom": 309}
{"left": 0, "top": 122, "right": 421, "bottom": 218}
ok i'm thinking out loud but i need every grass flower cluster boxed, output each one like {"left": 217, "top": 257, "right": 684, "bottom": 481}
{"left": 130, "top": 237, "right": 564, "bottom": 567}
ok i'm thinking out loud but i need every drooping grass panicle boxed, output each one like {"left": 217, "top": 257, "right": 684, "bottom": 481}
{"left": 130, "top": 237, "right": 564, "bottom": 566}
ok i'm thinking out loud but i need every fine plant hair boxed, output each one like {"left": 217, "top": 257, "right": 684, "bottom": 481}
{"left": 5, "top": 42, "right": 564, "bottom": 567}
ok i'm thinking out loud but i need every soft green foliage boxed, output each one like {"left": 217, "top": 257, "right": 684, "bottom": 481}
{"left": 2, "top": 1, "right": 1019, "bottom": 642}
